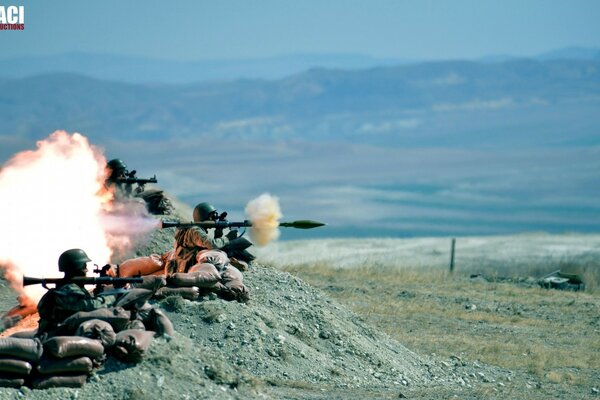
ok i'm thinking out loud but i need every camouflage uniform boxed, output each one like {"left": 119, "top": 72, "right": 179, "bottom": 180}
{"left": 37, "top": 283, "right": 117, "bottom": 336}
{"left": 168, "top": 227, "right": 230, "bottom": 274}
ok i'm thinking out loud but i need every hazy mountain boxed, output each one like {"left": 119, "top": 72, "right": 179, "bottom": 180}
{"left": 0, "top": 52, "right": 405, "bottom": 84}
{"left": 1, "top": 47, "right": 598, "bottom": 85}
{"left": 537, "top": 46, "right": 600, "bottom": 61}
{"left": 1, "top": 58, "right": 599, "bottom": 148}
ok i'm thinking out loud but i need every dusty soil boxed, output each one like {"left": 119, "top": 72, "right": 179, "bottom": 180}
{"left": 1, "top": 218, "right": 599, "bottom": 398}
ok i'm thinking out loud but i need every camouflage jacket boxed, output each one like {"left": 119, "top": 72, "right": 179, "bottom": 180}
{"left": 37, "top": 283, "right": 117, "bottom": 335}
{"left": 168, "top": 227, "right": 230, "bottom": 273}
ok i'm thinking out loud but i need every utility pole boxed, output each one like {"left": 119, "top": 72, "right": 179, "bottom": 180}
{"left": 449, "top": 238, "right": 456, "bottom": 273}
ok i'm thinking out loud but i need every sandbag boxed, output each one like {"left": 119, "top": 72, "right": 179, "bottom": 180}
{"left": 44, "top": 337, "right": 104, "bottom": 359}
{"left": 0, "top": 376, "right": 25, "bottom": 388}
{"left": 37, "top": 356, "right": 93, "bottom": 375}
{"left": 75, "top": 319, "right": 116, "bottom": 348}
{"left": 0, "top": 337, "right": 43, "bottom": 362}
{"left": 135, "top": 275, "right": 167, "bottom": 291}
{"left": 168, "top": 267, "right": 221, "bottom": 288}
{"left": 9, "top": 329, "right": 37, "bottom": 339}
{"left": 221, "top": 266, "right": 250, "bottom": 302}
{"left": 135, "top": 302, "right": 153, "bottom": 324}
{"left": 154, "top": 287, "right": 199, "bottom": 301}
{"left": 188, "top": 263, "right": 222, "bottom": 286}
{"left": 113, "top": 330, "right": 154, "bottom": 363}
{"left": 118, "top": 255, "right": 163, "bottom": 277}
{"left": 146, "top": 309, "right": 174, "bottom": 337}
{"left": 124, "top": 320, "right": 146, "bottom": 331}
{"left": 0, "top": 358, "right": 32, "bottom": 376}
{"left": 32, "top": 374, "right": 87, "bottom": 389}
{"left": 114, "top": 288, "right": 154, "bottom": 310}
{"left": 196, "top": 249, "right": 229, "bottom": 268}
{"left": 63, "top": 307, "right": 131, "bottom": 332}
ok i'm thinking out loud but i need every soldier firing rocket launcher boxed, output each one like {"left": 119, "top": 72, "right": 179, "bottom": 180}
{"left": 162, "top": 217, "right": 325, "bottom": 266}
{"left": 160, "top": 197, "right": 326, "bottom": 267}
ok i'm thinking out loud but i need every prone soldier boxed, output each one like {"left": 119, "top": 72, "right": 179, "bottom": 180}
{"left": 36, "top": 249, "right": 120, "bottom": 337}
{"left": 167, "top": 202, "right": 238, "bottom": 273}
{"left": 105, "top": 158, "right": 172, "bottom": 215}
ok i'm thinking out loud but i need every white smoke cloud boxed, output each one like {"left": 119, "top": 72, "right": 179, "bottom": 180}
{"left": 0, "top": 131, "right": 158, "bottom": 302}
{"left": 245, "top": 193, "right": 282, "bottom": 246}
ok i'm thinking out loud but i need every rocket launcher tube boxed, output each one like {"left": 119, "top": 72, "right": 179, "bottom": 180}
{"left": 160, "top": 219, "right": 326, "bottom": 230}
{"left": 23, "top": 276, "right": 143, "bottom": 289}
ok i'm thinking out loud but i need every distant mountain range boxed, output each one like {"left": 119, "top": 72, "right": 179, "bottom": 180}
{"left": 0, "top": 52, "right": 406, "bottom": 84}
{"left": 1, "top": 57, "right": 599, "bottom": 151}
{"left": 0, "top": 46, "right": 599, "bottom": 84}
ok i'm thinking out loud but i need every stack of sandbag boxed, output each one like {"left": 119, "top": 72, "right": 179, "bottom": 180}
{"left": 0, "top": 293, "right": 175, "bottom": 390}
{"left": 63, "top": 307, "right": 132, "bottom": 334}
{"left": 0, "top": 337, "right": 43, "bottom": 388}
{"left": 197, "top": 250, "right": 249, "bottom": 301}
{"left": 158, "top": 249, "right": 249, "bottom": 302}
{"left": 60, "top": 301, "right": 172, "bottom": 363}
{"left": 31, "top": 336, "right": 104, "bottom": 389}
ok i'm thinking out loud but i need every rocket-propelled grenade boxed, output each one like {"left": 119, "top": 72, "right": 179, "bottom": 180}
{"left": 160, "top": 219, "right": 326, "bottom": 230}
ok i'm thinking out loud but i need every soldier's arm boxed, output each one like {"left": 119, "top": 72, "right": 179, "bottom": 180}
{"left": 189, "top": 227, "right": 229, "bottom": 249}
{"left": 54, "top": 288, "right": 115, "bottom": 312}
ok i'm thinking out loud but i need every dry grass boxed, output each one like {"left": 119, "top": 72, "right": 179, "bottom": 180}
{"left": 282, "top": 261, "right": 600, "bottom": 389}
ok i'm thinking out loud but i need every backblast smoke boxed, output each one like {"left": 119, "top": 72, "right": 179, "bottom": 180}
{"left": 245, "top": 193, "right": 282, "bottom": 246}
{"left": 0, "top": 131, "right": 158, "bottom": 303}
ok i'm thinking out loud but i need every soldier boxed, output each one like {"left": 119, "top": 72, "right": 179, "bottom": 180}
{"left": 167, "top": 202, "right": 237, "bottom": 273}
{"left": 36, "top": 249, "right": 118, "bottom": 337}
{"left": 105, "top": 158, "right": 128, "bottom": 185}
{"left": 105, "top": 158, "right": 172, "bottom": 214}
{"left": 105, "top": 158, "right": 134, "bottom": 198}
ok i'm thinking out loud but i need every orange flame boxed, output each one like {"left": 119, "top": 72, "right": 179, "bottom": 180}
{"left": 0, "top": 131, "right": 158, "bottom": 305}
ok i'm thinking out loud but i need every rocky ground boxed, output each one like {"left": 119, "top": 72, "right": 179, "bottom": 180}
{"left": 1, "top": 215, "right": 599, "bottom": 398}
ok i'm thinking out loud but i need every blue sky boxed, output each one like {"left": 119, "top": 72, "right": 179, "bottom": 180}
{"left": 1, "top": 0, "right": 599, "bottom": 60}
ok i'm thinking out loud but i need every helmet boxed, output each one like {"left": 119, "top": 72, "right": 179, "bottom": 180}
{"left": 106, "top": 159, "right": 127, "bottom": 173}
{"left": 193, "top": 202, "right": 217, "bottom": 222}
{"left": 58, "top": 249, "right": 91, "bottom": 273}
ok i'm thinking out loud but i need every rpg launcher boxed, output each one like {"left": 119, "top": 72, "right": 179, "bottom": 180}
{"left": 160, "top": 219, "right": 326, "bottom": 230}
{"left": 115, "top": 170, "right": 157, "bottom": 186}
{"left": 23, "top": 268, "right": 143, "bottom": 295}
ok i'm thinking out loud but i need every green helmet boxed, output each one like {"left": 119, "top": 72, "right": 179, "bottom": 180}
{"left": 193, "top": 202, "right": 217, "bottom": 222}
{"left": 58, "top": 249, "right": 91, "bottom": 273}
{"left": 106, "top": 159, "right": 127, "bottom": 173}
